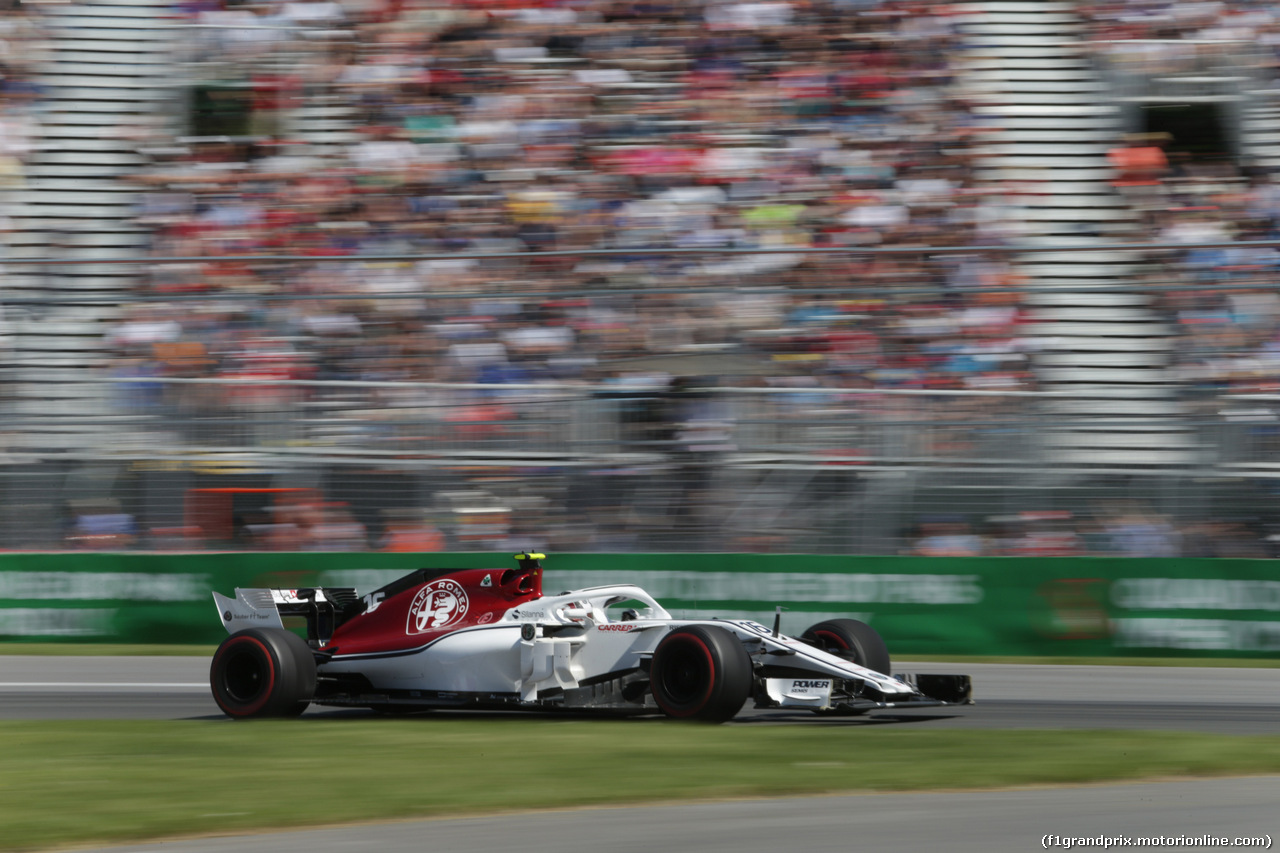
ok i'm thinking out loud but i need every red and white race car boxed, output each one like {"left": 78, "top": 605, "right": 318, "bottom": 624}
{"left": 210, "top": 553, "right": 971, "bottom": 722}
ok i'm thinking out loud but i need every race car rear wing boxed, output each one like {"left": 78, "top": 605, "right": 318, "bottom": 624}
{"left": 214, "top": 586, "right": 360, "bottom": 644}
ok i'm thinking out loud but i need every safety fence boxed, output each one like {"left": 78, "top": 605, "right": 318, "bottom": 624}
{"left": 1, "top": 552, "right": 1277, "bottom": 657}
{"left": 9, "top": 242, "right": 1280, "bottom": 555}
{"left": 3, "top": 379, "right": 1280, "bottom": 555}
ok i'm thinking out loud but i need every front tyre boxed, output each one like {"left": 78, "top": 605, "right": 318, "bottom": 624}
{"left": 799, "top": 618, "right": 891, "bottom": 717}
{"left": 649, "top": 625, "right": 752, "bottom": 723}
{"left": 210, "top": 628, "right": 316, "bottom": 719}
{"left": 799, "top": 618, "right": 891, "bottom": 676}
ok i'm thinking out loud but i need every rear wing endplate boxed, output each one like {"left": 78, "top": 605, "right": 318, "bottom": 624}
{"left": 214, "top": 589, "right": 285, "bottom": 633}
{"left": 213, "top": 587, "right": 359, "bottom": 642}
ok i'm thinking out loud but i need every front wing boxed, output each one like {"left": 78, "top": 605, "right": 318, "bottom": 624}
{"left": 756, "top": 672, "right": 972, "bottom": 713}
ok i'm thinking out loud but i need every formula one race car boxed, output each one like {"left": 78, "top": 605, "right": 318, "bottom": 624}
{"left": 210, "top": 553, "right": 972, "bottom": 723}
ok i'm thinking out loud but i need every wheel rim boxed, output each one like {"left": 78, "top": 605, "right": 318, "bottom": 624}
{"left": 223, "top": 648, "right": 268, "bottom": 704}
{"left": 656, "top": 636, "right": 714, "bottom": 713}
{"left": 812, "top": 629, "right": 853, "bottom": 658}
{"left": 661, "top": 655, "right": 704, "bottom": 702}
{"left": 213, "top": 635, "right": 276, "bottom": 715}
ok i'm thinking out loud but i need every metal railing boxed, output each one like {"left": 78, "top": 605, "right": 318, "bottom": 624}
{"left": 2, "top": 375, "right": 1278, "bottom": 554}
{"left": 6, "top": 242, "right": 1280, "bottom": 555}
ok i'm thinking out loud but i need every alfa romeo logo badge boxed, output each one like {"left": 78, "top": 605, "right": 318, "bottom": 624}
{"left": 406, "top": 579, "right": 469, "bottom": 634}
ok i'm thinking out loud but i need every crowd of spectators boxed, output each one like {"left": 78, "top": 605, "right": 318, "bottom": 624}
{"left": 1079, "top": 0, "right": 1280, "bottom": 52}
{"left": 1058, "top": 0, "right": 1280, "bottom": 558}
{"left": 910, "top": 504, "right": 1274, "bottom": 558}
{"left": 1079, "top": 0, "right": 1280, "bottom": 94}
{"left": 1102, "top": 135, "right": 1280, "bottom": 397}
{"left": 0, "top": 0, "right": 41, "bottom": 230}
{"left": 104, "top": 0, "right": 1046, "bottom": 443}
{"left": 0, "top": 0, "right": 44, "bottom": 364}
{"left": 1074, "top": 2, "right": 1280, "bottom": 399}
{"left": 7, "top": 0, "right": 1280, "bottom": 554}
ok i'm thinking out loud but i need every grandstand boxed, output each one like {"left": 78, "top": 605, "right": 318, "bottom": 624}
{"left": 3, "top": 0, "right": 1280, "bottom": 555}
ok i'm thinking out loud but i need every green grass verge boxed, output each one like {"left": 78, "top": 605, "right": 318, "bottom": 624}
{"left": 4, "top": 721, "right": 1280, "bottom": 852}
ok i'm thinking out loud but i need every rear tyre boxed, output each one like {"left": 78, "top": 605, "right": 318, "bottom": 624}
{"left": 649, "top": 625, "right": 752, "bottom": 723}
{"left": 210, "top": 628, "right": 316, "bottom": 719}
{"left": 800, "top": 618, "right": 891, "bottom": 675}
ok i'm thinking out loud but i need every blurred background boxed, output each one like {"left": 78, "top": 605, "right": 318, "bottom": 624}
{"left": 3, "top": 0, "right": 1280, "bottom": 557}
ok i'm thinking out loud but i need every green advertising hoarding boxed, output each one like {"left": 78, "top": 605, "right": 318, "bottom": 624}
{"left": 1, "top": 552, "right": 1278, "bottom": 657}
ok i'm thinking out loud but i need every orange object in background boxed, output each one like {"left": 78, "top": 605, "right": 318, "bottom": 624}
{"left": 381, "top": 521, "right": 445, "bottom": 552}
{"left": 184, "top": 487, "right": 320, "bottom": 547}
{"left": 1108, "top": 144, "right": 1168, "bottom": 186}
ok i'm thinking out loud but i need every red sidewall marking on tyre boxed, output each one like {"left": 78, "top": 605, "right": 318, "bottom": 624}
{"left": 656, "top": 635, "right": 716, "bottom": 718}
{"left": 814, "top": 630, "right": 850, "bottom": 651}
{"left": 215, "top": 635, "right": 276, "bottom": 717}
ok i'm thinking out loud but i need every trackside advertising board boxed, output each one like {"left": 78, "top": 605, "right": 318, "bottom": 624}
{"left": 0, "top": 553, "right": 1278, "bottom": 657}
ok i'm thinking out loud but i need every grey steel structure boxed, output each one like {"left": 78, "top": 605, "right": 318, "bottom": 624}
{"left": 2, "top": 244, "right": 1279, "bottom": 555}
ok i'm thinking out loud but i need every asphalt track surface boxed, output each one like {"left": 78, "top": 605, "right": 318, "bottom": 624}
{"left": 68, "top": 778, "right": 1280, "bottom": 853}
{"left": 3, "top": 658, "right": 1277, "bottom": 852}
{"left": 7, "top": 655, "right": 1280, "bottom": 850}
{"left": 1, "top": 657, "right": 1277, "bottom": 733}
